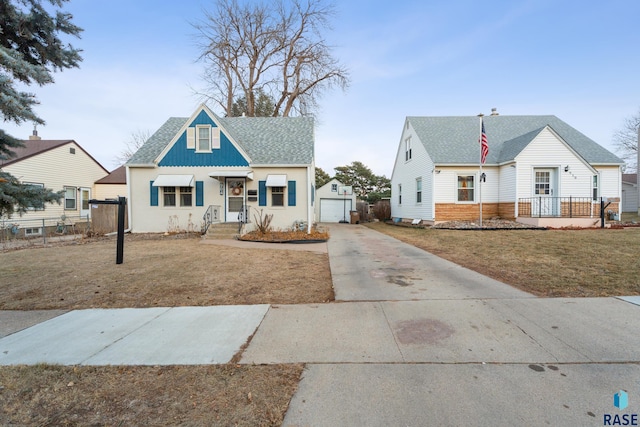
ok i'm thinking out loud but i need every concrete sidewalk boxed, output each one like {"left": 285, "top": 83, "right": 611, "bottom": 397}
{"left": 0, "top": 305, "right": 269, "bottom": 365}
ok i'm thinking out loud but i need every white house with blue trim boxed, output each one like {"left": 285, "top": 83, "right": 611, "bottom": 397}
{"left": 126, "top": 104, "right": 315, "bottom": 234}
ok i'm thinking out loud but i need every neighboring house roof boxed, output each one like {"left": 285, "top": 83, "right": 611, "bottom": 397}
{"left": 623, "top": 173, "right": 637, "bottom": 185}
{"left": 407, "top": 115, "right": 623, "bottom": 165}
{"left": 127, "top": 110, "right": 314, "bottom": 166}
{"left": 0, "top": 139, "right": 109, "bottom": 173}
{"left": 95, "top": 165, "right": 126, "bottom": 184}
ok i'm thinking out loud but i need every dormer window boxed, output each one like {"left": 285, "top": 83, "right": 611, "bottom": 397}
{"left": 405, "top": 136, "right": 412, "bottom": 161}
{"left": 197, "top": 126, "right": 211, "bottom": 152}
{"left": 194, "top": 125, "right": 220, "bottom": 152}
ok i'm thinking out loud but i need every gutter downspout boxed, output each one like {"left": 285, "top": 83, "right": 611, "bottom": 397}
{"left": 124, "top": 165, "right": 132, "bottom": 233}
{"left": 307, "top": 165, "right": 313, "bottom": 233}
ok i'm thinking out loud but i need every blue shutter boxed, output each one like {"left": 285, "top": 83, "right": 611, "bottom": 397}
{"left": 259, "top": 181, "right": 266, "bottom": 206}
{"left": 195, "top": 181, "right": 204, "bottom": 206}
{"left": 150, "top": 181, "right": 158, "bottom": 206}
{"left": 288, "top": 180, "right": 296, "bottom": 206}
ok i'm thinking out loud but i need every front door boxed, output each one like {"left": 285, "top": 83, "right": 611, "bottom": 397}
{"left": 226, "top": 178, "right": 245, "bottom": 221}
{"left": 532, "top": 168, "right": 558, "bottom": 216}
{"left": 80, "top": 187, "right": 91, "bottom": 219}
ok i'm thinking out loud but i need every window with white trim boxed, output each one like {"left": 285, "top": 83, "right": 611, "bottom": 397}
{"left": 25, "top": 227, "right": 42, "bottom": 236}
{"left": 180, "top": 186, "right": 193, "bottom": 207}
{"left": 592, "top": 175, "right": 599, "bottom": 201}
{"left": 405, "top": 137, "right": 412, "bottom": 161}
{"left": 162, "top": 187, "right": 193, "bottom": 207}
{"left": 64, "top": 186, "right": 76, "bottom": 210}
{"left": 196, "top": 125, "right": 211, "bottom": 152}
{"left": 416, "top": 178, "right": 422, "bottom": 203}
{"left": 271, "top": 186, "right": 284, "bottom": 206}
{"left": 163, "top": 187, "right": 176, "bottom": 206}
{"left": 331, "top": 183, "right": 337, "bottom": 192}
{"left": 457, "top": 175, "right": 475, "bottom": 202}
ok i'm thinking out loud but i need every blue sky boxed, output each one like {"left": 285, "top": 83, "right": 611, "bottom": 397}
{"left": 4, "top": 0, "right": 640, "bottom": 177}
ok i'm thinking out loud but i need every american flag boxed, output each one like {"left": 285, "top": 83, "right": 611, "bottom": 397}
{"left": 480, "top": 121, "right": 489, "bottom": 164}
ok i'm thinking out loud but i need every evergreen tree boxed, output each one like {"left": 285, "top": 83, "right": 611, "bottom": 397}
{"left": 0, "top": 0, "right": 82, "bottom": 217}
{"left": 334, "top": 161, "right": 391, "bottom": 203}
{"left": 230, "top": 89, "right": 276, "bottom": 117}
{"left": 315, "top": 167, "right": 331, "bottom": 188}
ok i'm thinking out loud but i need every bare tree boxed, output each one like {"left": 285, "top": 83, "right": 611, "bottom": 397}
{"left": 113, "top": 130, "right": 151, "bottom": 166}
{"left": 613, "top": 108, "right": 640, "bottom": 172}
{"left": 193, "top": 0, "right": 349, "bottom": 117}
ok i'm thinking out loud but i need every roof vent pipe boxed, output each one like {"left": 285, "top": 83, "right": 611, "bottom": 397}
{"left": 490, "top": 108, "right": 499, "bottom": 116}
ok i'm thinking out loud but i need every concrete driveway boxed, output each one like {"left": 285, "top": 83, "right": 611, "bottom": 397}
{"left": 326, "top": 223, "right": 532, "bottom": 301}
{"left": 240, "top": 224, "right": 640, "bottom": 426}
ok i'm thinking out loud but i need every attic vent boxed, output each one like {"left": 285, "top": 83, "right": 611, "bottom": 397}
{"left": 70, "top": 147, "right": 76, "bottom": 154}
{"left": 490, "top": 108, "right": 499, "bottom": 116}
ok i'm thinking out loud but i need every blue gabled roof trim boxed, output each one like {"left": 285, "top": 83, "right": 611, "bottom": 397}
{"left": 158, "top": 132, "right": 249, "bottom": 167}
{"left": 158, "top": 108, "right": 250, "bottom": 167}
{"left": 190, "top": 109, "right": 218, "bottom": 128}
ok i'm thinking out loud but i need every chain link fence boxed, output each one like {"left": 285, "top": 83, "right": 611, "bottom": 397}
{"left": 0, "top": 214, "right": 90, "bottom": 250}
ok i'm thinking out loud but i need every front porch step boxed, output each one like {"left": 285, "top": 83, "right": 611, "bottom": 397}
{"left": 204, "top": 222, "right": 241, "bottom": 240}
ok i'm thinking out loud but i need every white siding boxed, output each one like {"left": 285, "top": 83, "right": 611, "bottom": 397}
{"left": 314, "top": 178, "right": 356, "bottom": 222}
{"left": 129, "top": 166, "right": 311, "bottom": 233}
{"left": 390, "top": 123, "right": 434, "bottom": 220}
{"left": 498, "top": 164, "right": 517, "bottom": 202}
{"left": 597, "top": 166, "right": 621, "bottom": 200}
{"left": 434, "top": 167, "right": 499, "bottom": 203}
{"left": 515, "top": 128, "right": 598, "bottom": 199}
{"left": 3, "top": 142, "right": 108, "bottom": 220}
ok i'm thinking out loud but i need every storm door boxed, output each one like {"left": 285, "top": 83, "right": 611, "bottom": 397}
{"left": 225, "top": 178, "right": 245, "bottom": 221}
{"left": 532, "top": 168, "right": 558, "bottom": 216}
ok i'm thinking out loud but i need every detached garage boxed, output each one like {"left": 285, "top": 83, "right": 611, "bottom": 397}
{"left": 320, "top": 198, "right": 352, "bottom": 222}
{"left": 315, "top": 178, "right": 358, "bottom": 223}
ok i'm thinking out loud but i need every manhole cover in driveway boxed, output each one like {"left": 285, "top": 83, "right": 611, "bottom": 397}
{"left": 394, "top": 318, "right": 454, "bottom": 345}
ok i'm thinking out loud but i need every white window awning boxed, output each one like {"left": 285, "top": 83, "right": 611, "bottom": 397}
{"left": 208, "top": 170, "right": 254, "bottom": 180}
{"left": 152, "top": 174, "right": 194, "bottom": 187}
{"left": 265, "top": 174, "right": 287, "bottom": 187}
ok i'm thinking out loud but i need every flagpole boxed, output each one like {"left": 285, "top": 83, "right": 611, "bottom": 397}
{"left": 479, "top": 115, "right": 483, "bottom": 228}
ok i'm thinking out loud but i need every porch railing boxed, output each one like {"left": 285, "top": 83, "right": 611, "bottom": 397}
{"left": 202, "top": 205, "right": 221, "bottom": 233}
{"left": 518, "top": 197, "right": 599, "bottom": 218}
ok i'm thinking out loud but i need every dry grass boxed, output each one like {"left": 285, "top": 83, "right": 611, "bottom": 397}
{"left": 0, "top": 234, "right": 333, "bottom": 310}
{"left": 0, "top": 233, "right": 330, "bottom": 425}
{"left": 367, "top": 222, "right": 640, "bottom": 297}
{"left": 0, "top": 364, "right": 303, "bottom": 426}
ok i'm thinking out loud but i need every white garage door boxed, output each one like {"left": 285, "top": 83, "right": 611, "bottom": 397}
{"left": 320, "top": 198, "right": 352, "bottom": 222}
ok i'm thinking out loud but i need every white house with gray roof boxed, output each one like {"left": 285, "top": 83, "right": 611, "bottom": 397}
{"left": 391, "top": 113, "right": 624, "bottom": 227}
{"left": 126, "top": 104, "right": 315, "bottom": 234}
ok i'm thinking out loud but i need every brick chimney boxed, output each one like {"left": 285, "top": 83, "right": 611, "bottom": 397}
{"left": 29, "top": 126, "right": 41, "bottom": 141}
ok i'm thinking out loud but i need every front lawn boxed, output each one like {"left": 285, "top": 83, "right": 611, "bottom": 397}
{"left": 366, "top": 222, "right": 640, "bottom": 297}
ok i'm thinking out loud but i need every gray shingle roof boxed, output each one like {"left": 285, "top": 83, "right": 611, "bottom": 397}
{"left": 126, "top": 113, "right": 314, "bottom": 166}
{"left": 218, "top": 116, "right": 314, "bottom": 164}
{"left": 407, "top": 115, "right": 623, "bottom": 165}
{"left": 127, "top": 117, "right": 187, "bottom": 165}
